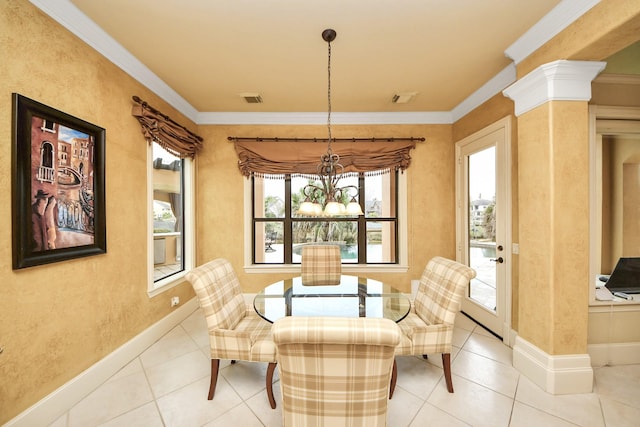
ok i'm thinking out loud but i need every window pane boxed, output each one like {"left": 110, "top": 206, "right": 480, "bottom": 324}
{"left": 152, "top": 142, "right": 184, "bottom": 281}
{"left": 255, "top": 221, "right": 284, "bottom": 263}
{"left": 365, "top": 172, "right": 396, "bottom": 217}
{"left": 253, "top": 175, "right": 285, "bottom": 218}
{"left": 366, "top": 220, "right": 396, "bottom": 263}
{"left": 292, "top": 221, "right": 358, "bottom": 263}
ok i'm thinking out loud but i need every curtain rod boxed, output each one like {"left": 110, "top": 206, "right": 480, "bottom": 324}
{"left": 228, "top": 136, "right": 425, "bottom": 143}
{"left": 132, "top": 96, "right": 203, "bottom": 142}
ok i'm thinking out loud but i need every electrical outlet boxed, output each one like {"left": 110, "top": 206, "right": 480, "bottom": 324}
{"left": 171, "top": 296, "right": 180, "bottom": 307}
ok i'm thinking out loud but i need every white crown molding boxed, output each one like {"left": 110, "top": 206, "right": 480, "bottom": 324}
{"left": 196, "top": 111, "right": 453, "bottom": 125}
{"left": 31, "top": 0, "right": 590, "bottom": 125}
{"left": 451, "top": 63, "right": 516, "bottom": 122}
{"left": 505, "top": 0, "right": 601, "bottom": 64}
{"left": 28, "top": 0, "right": 199, "bottom": 122}
{"left": 502, "top": 60, "right": 606, "bottom": 116}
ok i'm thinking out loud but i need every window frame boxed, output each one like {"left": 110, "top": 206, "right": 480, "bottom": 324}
{"left": 243, "top": 171, "right": 408, "bottom": 274}
{"left": 147, "top": 143, "right": 195, "bottom": 297}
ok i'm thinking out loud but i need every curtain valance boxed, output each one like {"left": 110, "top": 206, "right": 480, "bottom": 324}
{"left": 233, "top": 139, "right": 417, "bottom": 177}
{"left": 131, "top": 96, "right": 203, "bottom": 159}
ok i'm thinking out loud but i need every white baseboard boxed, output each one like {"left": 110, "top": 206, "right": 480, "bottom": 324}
{"left": 513, "top": 336, "right": 594, "bottom": 395}
{"left": 5, "top": 298, "right": 199, "bottom": 427}
{"left": 588, "top": 342, "right": 640, "bottom": 366}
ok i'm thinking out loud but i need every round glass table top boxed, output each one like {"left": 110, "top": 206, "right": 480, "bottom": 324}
{"left": 253, "top": 275, "right": 411, "bottom": 323}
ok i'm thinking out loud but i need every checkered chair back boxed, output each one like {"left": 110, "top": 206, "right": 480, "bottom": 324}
{"left": 414, "top": 256, "right": 477, "bottom": 327}
{"left": 301, "top": 244, "right": 342, "bottom": 285}
{"left": 185, "top": 258, "right": 246, "bottom": 331}
{"left": 273, "top": 316, "right": 400, "bottom": 427}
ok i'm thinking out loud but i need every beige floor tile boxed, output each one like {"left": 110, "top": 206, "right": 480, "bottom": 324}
{"left": 452, "top": 349, "right": 520, "bottom": 397}
{"left": 593, "top": 364, "right": 640, "bottom": 409}
{"left": 515, "top": 375, "right": 605, "bottom": 427}
{"left": 145, "top": 349, "right": 210, "bottom": 398}
{"left": 139, "top": 326, "right": 200, "bottom": 370}
{"left": 454, "top": 313, "right": 479, "bottom": 331}
{"left": 202, "top": 402, "right": 265, "bottom": 427}
{"left": 409, "top": 402, "right": 471, "bottom": 426}
{"left": 452, "top": 326, "right": 473, "bottom": 348}
{"left": 68, "top": 371, "right": 154, "bottom": 427}
{"left": 98, "top": 402, "right": 164, "bottom": 427}
{"left": 509, "top": 401, "right": 580, "bottom": 427}
{"left": 387, "top": 386, "right": 429, "bottom": 427}
{"left": 221, "top": 360, "right": 277, "bottom": 402}
{"left": 428, "top": 375, "right": 514, "bottom": 427}
{"left": 156, "top": 376, "right": 243, "bottom": 427}
{"left": 394, "top": 355, "right": 444, "bottom": 398}
{"left": 599, "top": 396, "right": 640, "bottom": 427}
{"left": 462, "top": 332, "right": 513, "bottom": 365}
{"left": 245, "top": 380, "right": 283, "bottom": 427}
{"left": 180, "top": 309, "right": 209, "bottom": 348}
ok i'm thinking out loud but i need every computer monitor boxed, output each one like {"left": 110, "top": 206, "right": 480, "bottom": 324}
{"left": 604, "top": 257, "right": 640, "bottom": 294}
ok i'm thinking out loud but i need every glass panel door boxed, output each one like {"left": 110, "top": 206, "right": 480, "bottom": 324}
{"left": 456, "top": 119, "right": 511, "bottom": 340}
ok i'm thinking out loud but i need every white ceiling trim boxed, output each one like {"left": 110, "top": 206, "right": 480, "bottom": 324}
{"left": 196, "top": 111, "right": 453, "bottom": 125}
{"left": 31, "top": 0, "right": 592, "bottom": 126}
{"left": 505, "top": 0, "right": 601, "bottom": 64}
{"left": 28, "top": 0, "right": 199, "bottom": 122}
{"left": 451, "top": 63, "right": 516, "bottom": 122}
{"left": 503, "top": 60, "right": 606, "bottom": 116}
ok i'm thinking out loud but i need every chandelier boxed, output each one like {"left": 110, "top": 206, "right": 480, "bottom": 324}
{"left": 296, "top": 29, "right": 364, "bottom": 217}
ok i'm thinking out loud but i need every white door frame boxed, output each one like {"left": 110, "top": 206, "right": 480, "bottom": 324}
{"left": 455, "top": 116, "right": 512, "bottom": 343}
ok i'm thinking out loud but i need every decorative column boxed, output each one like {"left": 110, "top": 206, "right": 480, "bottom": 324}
{"left": 503, "top": 60, "right": 605, "bottom": 394}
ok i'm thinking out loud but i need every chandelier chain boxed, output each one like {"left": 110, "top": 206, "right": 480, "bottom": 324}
{"left": 327, "top": 39, "right": 332, "bottom": 152}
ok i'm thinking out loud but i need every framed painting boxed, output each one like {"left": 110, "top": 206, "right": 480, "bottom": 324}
{"left": 12, "top": 93, "right": 106, "bottom": 269}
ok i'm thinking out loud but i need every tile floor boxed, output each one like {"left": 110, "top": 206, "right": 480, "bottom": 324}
{"left": 48, "top": 309, "right": 640, "bottom": 427}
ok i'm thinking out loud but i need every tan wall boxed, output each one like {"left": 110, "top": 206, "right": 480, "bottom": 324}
{"left": 195, "top": 124, "right": 456, "bottom": 293}
{"left": 0, "top": 1, "right": 194, "bottom": 422}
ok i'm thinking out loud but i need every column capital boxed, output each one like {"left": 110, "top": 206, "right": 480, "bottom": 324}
{"left": 503, "top": 60, "right": 606, "bottom": 116}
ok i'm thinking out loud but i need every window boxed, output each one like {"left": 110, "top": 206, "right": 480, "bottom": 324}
{"left": 252, "top": 170, "right": 398, "bottom": 265}
{"left": 148, "top": 141, "right": 194, "bottom": 294}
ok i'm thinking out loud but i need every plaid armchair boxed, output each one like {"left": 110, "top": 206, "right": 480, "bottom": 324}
{"left": 185, "top": 258, "right": 278, "bottom": 408}
{"left": 300, "top": 244, "right": 342, "bottom": 285}
{"left": 395, "top": 256, "right": 476, "bottom": 394}
{"left": 273, "top": 316, "right": 400, "bottom": 427}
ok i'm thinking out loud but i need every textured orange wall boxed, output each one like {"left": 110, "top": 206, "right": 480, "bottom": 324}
{"left": 195, "top": 124, "right": 456, "bottom": 293}
{"left": 0, "top": 1, "right": 194, "bottom": 422}
{"left": 516, "top": 102, "right": 591, "bottom": 355}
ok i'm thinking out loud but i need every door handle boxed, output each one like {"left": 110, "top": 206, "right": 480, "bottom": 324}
{"left": 490, "top": 257, "right": 504, "bottom": 263}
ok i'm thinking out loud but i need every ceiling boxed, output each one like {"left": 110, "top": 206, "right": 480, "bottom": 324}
{"left": 35, "top": 1, "right": 612, "bottom": 122}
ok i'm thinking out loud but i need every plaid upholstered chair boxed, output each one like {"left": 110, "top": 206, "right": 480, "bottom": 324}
{"left": 185, "top": 258, "right": 278, "bottom": 408}
{"left": 300, "top": 244, "right": 342, "bottom": 285}
{"left": 272, "top": 316, "right": 400, "bottom": 427}
{"left": 394, "top": 256, "right": 476, "bottom": 395}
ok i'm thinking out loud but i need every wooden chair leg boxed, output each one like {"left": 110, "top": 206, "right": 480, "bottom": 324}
{"left": 266, "top": 362, "right": 277, "bottom": 409}
{"left": 442, "top": 353, "right": 454, "bottom": 393}
{"left": 208, "top": 359, "right": 220, "bottom": 400}
{"left": 389, "top": 359, "right": 398, "bottom": 399}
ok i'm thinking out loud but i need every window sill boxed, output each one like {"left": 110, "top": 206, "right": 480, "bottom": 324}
{"left": 243, "top": 264, "right": 409, "bottom": 274}
{"left": 148, "top": 270, "right": 187, "bottom": 298}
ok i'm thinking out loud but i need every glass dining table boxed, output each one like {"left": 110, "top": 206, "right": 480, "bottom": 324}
{"left": 253, "top": 274, "right": 411, "bottom": 323}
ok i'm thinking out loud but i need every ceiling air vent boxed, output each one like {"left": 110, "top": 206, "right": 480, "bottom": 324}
{"left": 392, "top": 92, "right": 417, "bottom": 104}
{"left": 240, "top": 93, "right": 263, "bottom": 104}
